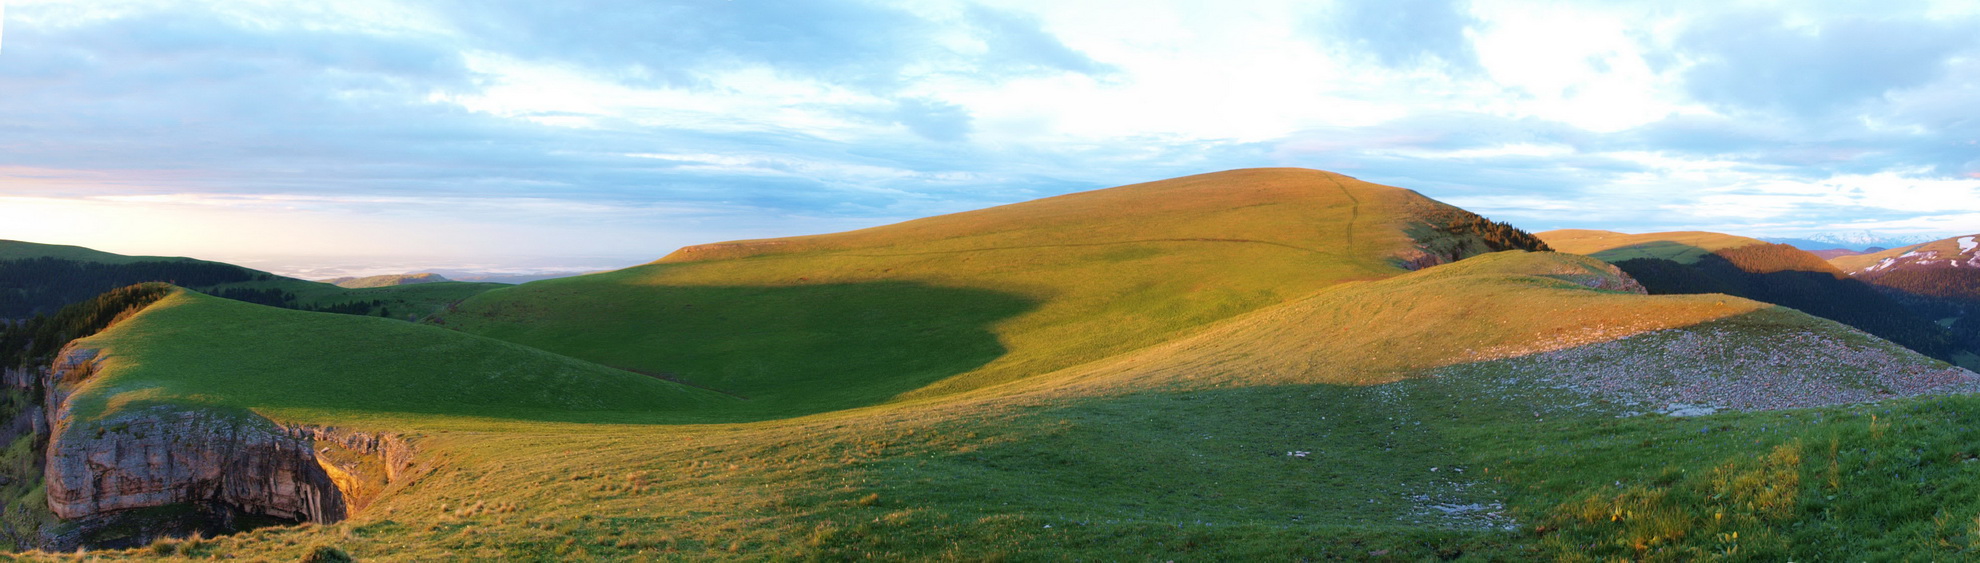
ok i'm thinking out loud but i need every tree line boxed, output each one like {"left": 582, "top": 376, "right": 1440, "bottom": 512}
{"left": 0, "top": 283, "right": 174, "bottom": 370}
{"left": 0, "top": 258, "right": 269, "bottom": 318}
{"left": 1436, "top": 214, "right": 1554, "bottom": 253}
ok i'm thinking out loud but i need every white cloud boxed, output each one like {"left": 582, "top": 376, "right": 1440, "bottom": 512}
{"left": 4, "top": 0, "right": 1979, "bottom": 268}
{"left": 443, "top": 53, "right": 891, "bottom": 140}
{"left": 1390, "top": 143, "right": 1578, "bottom": 159}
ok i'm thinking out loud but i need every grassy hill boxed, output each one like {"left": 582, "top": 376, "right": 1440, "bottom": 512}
{"left": 0, "top": 240, "right": 503, "bottom": 321}
{"left": 14, "top": 170, "right": 1980, "bottom": 560}
{"left": 322, "top": 273, "right": 455, "bottom": 289}
{"left": 1832, "top": 233, "right": 1980, "bottom": 354}
{"left": 1539, "top": 229, "right": 1974, "bottom": 367}
{"left": 0, "top": 241, "right": 196, "bottom": 264}
{"left": 1830, "top": 241, "right": 1935, "bottom": 273}
{"left": 37, "top": 249, "right": 1980, "bottom": 561}
{"left": 436, "top": 168, "right": 1542, "bottom": 417}
{"left": 1539, "top": 229, "right": 1769, "bottom": 263}
{"left": 60, "top": 289, "right": 736, "bottom": 428}
{"left": 1830, "top": 233, "right": 1978, "bottom": 278}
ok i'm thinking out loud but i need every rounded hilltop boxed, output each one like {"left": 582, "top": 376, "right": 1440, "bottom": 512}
{"left": 440, "top": 167, "right": 1546, "bottom": 417}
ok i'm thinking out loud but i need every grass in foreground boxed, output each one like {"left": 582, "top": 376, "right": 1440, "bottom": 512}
{"left": 42, "top": 356, "right": 1980, "bottom": 561}
{"left": 33, "top": 251, "right": 1980, "bottom": 560}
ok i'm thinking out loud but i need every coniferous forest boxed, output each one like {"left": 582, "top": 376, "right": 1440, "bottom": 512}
{"left": 0, "top": 258, "right": 267, "bottom": 319}
{"left": 1613, "top": 243, "right": 1969, "bottom": 363}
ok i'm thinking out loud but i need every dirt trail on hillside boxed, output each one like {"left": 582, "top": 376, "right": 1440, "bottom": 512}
{"left": 1321, "top": 173, "right": 1360, "bottom": 252}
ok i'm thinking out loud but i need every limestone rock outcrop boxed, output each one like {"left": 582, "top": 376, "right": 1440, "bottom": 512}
{"left": 39, "top": 344, "right": 415, "bottom": 524}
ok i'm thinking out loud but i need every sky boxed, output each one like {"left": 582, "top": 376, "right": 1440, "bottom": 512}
{"left": 2, "top": 0, "right": 1979, "bottom": 276}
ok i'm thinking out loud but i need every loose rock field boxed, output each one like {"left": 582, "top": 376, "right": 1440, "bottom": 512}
{"left": 1443, "top": 327, "right": 1980, "bottom": 415}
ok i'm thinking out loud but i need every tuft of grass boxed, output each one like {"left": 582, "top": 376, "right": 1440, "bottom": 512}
{"left": 300, "top": 545, "right": 354, "bottom": 563}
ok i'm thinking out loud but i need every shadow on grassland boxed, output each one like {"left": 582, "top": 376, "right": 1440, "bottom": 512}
{"left": 812, "top": 305, "right": 1975, "bottom": 559}
{"left": 1608, "top": 243, "right": 1970, "bottom": 365}
{"left": 444, "top": 280, "right": 1040, "bottom": 421}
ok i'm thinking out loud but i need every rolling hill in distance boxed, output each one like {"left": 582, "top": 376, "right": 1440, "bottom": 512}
{"left": 0, "top": 240, "right": 505, "bottom": 321}
{"left": 5, "top": 169, "right": 1980, "bottom": 560}
{"left": 320, "top": 273, "right": 456, "bottom": 289}
{"left": 1538, "top": 229, "right": 1976, "bottom": 367}
{"left": 1830, "top": 233, "right": 1980, "bottom": 356}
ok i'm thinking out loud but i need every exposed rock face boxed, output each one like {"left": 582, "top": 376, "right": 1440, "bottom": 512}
{"left": 43, "top": 405, "right": 348, "bottom": 521}
{"left": 39, "top": 345, "right": 414, "bottom": 524}
{"left": 2, "top": 365, "right": 39, "bottom": 389}
{"left": 1, "top": 366, "right": 47, "bottom": 448}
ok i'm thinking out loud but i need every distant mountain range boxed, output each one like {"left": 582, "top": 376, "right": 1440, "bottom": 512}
{"left": 1763, "top": 231, "right": 1941, "bottom": 251}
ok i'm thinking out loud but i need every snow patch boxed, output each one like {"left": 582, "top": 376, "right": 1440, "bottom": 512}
{"left": 1961, "top": 236, "right": 1977, "bottom": 254}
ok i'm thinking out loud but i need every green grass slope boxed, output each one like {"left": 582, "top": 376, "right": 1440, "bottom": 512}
{"left": 62, "top": 289, "right": 734, "bottom": 427}
{"left": 41, "top": 250, "right": 1980, "bottom": 561}
{"left": 437, "top": 168, "right": 1524, "bottom": 418}
{"left": 0, "top": 240, "right": 195, "bottom": 264}
{"left": 20, "top": 173, "right": 1980, "bottom": 560}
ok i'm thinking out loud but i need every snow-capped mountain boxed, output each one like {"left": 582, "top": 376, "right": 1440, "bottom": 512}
{"left": 1855, "top": 235, "right": 1980, "bottom": 274}
{"left": 1763, "top": 231, "right": 1943, "bottom": 251}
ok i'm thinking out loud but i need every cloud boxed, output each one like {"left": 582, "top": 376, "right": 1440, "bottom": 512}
{"left": 962, "top": 4, "right": 1114, "bottom": 77}
{"left": 434, "top": 0, "right": 934, "bottom": 89}
{"left": 1677, "top": 12, "right": 1978, "bottom": 117}
{"left": 1323, "top": 0, "right": 1479, "bottom": 72}
{"left": 3, "top": 0, "right": 1979, "bottom": 265}
{"left": 892, "top": 97, "right": 974, "bottom": 142}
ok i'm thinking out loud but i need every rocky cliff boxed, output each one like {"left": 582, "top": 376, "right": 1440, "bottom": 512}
{"left": 38, "top": 345, "right": 415, "bottom": 526}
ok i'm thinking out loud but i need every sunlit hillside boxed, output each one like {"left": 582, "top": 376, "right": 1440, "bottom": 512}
{"left": 437, "top": 168, "right": 1544, "bottom": 417}
{"left": 9, "top": 170, "right": 1980, "bottom": 560}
